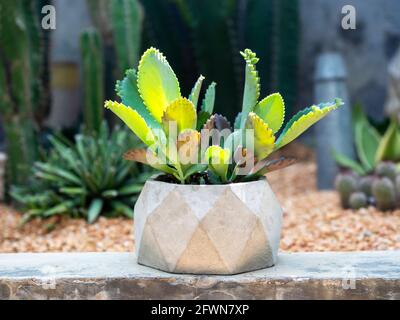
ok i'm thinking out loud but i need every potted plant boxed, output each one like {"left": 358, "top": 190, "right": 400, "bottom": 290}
{"left": 105, "top": 47, "right": 342, "bottom": 274}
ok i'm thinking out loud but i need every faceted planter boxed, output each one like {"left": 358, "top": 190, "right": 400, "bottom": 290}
{"left": 134, "top": 178, "right": 283, "bottom": 275}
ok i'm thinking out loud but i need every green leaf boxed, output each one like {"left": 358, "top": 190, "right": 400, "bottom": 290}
{"left": 88, "top": 199, "right": 103, "bottom": 224}
{"left": 375, "top": 119, "right": 400, "bottom": 163}
{"left": 354, "top": 119, "right": 381, "bottom": 171}
{"left": 118, "top": 184, "right": 143, "bottom": 196}
{"left": 162, "top": 97, "right": 197, "bottom": 135}
{"left": 234, "top": 112, "right": 242, "bottom": 130}
{"left": 275, "top": 99, "right": 343, "bottom": 149}
{"left": 332, "top": 151, "right": 367, "bottom": 175}
{"left": 189, "top": 75, "right": 205, "bottom": 108}
{"left": 254, "top": 93, "right": 285, "bottom": 133}
{"left": 115, "top": 69, "right": 161, "bottom": 130}
{"left": 245, "top": 112, "right": 275, "bottom": 160}
{"left": 105, "top": 101, "right": 156, "bottom": 147}
{"left": 196, "top": 111, "right": 211, "bottom": 131}
{"left": 101, "top": 190, "right": 118, "bottom": 199}
{"left": 111, "top": 201, "right": 134, "bottom": 218}
{"left": 204, "top": 145, "right": 231, "bottom": 183}
{"left": 137, "top": 47, "right": 181, "bottom": 122}
{"left": 239, "top": 49, "right": 260, "bottom": 129}
{"left": 201, "top": 82, "right": 216, "bottom": 114}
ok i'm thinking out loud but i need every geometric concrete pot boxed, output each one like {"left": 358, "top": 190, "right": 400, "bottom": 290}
{"left": 134, "top": 177, "right": 283, "bottom": 275}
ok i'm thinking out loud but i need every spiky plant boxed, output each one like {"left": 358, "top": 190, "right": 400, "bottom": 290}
{"left": 105, "top": 47, "right": 341, "bottom": 184}
{"left": 11, "top": 123, "right": 153, "bottom": 223}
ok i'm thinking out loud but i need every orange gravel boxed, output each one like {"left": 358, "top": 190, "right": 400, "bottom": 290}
{"left": 0, "top": 145, "right": 399, "bottom": 253}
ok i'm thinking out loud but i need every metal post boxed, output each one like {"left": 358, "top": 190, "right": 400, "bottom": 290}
{"left": 314, "top": 52, "right": 354, "bottom": 189}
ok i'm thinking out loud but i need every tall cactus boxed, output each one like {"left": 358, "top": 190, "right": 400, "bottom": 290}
{"left": 80, "top": 28, "right": 105, "bottom": 133}
{"left": 0, "top": 0, "right": 39, "bottom": 187}
{"left": 110, "top": 0, "right": 144, "bottom": 76}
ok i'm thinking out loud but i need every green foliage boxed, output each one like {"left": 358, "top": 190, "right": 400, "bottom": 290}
{"left": 334, "top": 173, "right": 358, "bottom": 208}
{"left": 0, "top": 0, "right": 47, "bottom": 187}
{"left": 349, "top": 192, "right": 367, "bottom": 210}
{"left": 106, "top": 47, "right": 340, "bottom": 185}
{"left": 11, "top": 123, "right": 152, "bottom": 223}
{"left": 372, "top": 177, "right": 396, "bottom": 211}
{"left": 335, "top": 161, "right": 400, "bottom": 212}
{"left": 334, "top": 105, "right": 400, "bottom": 174}
{"left": 80, "top": 28, "right": 105, "bottom": 133}
{"left": 110, "top": 0, "right": 144, "bottom": 76}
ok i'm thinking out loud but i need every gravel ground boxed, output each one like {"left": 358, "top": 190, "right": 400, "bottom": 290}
{"left": 0, "top": 145, "right": 399, "bottom": 253}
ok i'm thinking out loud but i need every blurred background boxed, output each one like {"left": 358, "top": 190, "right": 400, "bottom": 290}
{"left": 0, "top": 0, "right": 399, "bottom": 253}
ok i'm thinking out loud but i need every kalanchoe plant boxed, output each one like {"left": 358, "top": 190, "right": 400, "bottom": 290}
{"left": 105, "top": 47, "right": 342, "bottom": 184}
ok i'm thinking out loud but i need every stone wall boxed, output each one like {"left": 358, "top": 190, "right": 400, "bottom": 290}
{"left": 1, "top": 251, "right": 399, "bottom": 300}
{"left": 299, "top": 0, "right": 400, "bottom": 120}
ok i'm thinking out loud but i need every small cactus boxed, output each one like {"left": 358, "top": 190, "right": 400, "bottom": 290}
{"left": 375, "top": 162, "right": 398, "bottom": 182}
{"left": 349, "top": 192, "right": 368, "bottom": 210}
{"left": 359, "top": 176, "right": 374, "bottom": 197}
{"left": 372, "top": 177, "right": 396, "bottom": 211}
{"left": 335, "top": 173, "right": 358, "bottom": 208}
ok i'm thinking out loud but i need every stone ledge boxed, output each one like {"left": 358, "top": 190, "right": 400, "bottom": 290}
{"left": 0, "top": 251, "right": 399, "bottom": 299}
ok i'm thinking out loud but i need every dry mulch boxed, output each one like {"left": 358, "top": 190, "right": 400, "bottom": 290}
{"left": 0, "top": 144, "right": 399, "bottom": 253}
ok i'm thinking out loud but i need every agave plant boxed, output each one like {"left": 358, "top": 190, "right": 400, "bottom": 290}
{"left": 11, "top": 123, "right": 153, "bottom": 223}
{"left": 334, "top": 104, "right": 400, "bottom": 175}
{"left": 105, "top": 47, "right": 342, "bottom": 184}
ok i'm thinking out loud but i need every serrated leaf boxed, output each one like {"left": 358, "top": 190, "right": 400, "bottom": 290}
{"left": 115, "top": 69, "right": 161, "bottom": 130}
{"left": 275, "top": 99, "right": 343, "bottom": 149}
{"left": 162, "top": 97, "right": 197, "bottom": 135}
{"left": 105, "top": 101, "right": 156, "bottom": 147}
{"left": 240, "top": 49, "right": 260, "bottom": 129}
{"left": 203, "top": 114, "right": 232, "bottom": 132}
{"left": 124, "top": 149, "right": 176, "bottom": 175}
{"left": 88, "top": 199, "right": 103, "bottom": 224}
{"left": 234, "top": 112, "right": 242, "bottom": 130}
{"left": 137, "top": 47, "right": 181, "bottom": 122}
{"left": 204, "top": 145, "right": 231, "bottom": 183}
{"left": 245, "top": 112, "right": 275, "bottom": 159}
{"left": 250, "top": 156, "right": 297, "bottom": 176}
{"left": 196, "top": 110, "right": 211, "bottom": 131}
{"left": 189, "top": 75, "right": 205, "bottom": 108}
{"left": 201, "top": 82, "right": 216, "bottom": 114}
{"left": 254, "top": 93, "right": 285, "bottom": 133}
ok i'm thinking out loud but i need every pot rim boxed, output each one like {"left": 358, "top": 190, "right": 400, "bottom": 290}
{"left": 146, "top": 174, "right": 267, "bottom": 188}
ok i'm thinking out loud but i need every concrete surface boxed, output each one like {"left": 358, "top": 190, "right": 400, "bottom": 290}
{"left": 0, "top": 251, "right": 399, "bottom": 300}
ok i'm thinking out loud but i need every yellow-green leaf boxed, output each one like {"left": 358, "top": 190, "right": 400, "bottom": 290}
{"left": 189, "top": 75, "right": 205, "bottom": 108}
{"left": 375, "top": 119, "right": 400, "bottom": 162}
{"left": 105, "top": 101, "right": 156, "bottom": 147}
{"left": 254, "top": 93, "right": 285, "bottom": 133}
{"left": 240, "top": 49, "right": 260, "bottom": 129}
{"left": 246, "top": 112, "right": 275, "bottom": 159}
{"left": 204, "top": 145, "right": 231, "bottom": 183}
{"left": 162, "top": 97, "right": 197, "bottom": 135}
{"left": 137, "top": 47, "right": 181, "bottom": 122}
{"left": 275, "top": 99, "right": 343, "bottom": 149}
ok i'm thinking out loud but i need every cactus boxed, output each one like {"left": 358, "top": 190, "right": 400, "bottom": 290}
{"left": 375, "top": 161, "right": 398, "bottom": 182}
{"left": 372, "top": 177, "right": 396, "bottom": 211}
{"left": 335, "top": 173, "right": 358, "bottom": 208}
{"left": 349, "top": 192, "right": 368, "bottom": 210}
{"left": 80, "top": 28, "right": 105, "bottom": 133}
{"left": 110, "top": 0, "right": 144, "bottom": 77}
{"left": 0, "top": 0, "right": 42, "bottom": 187}
{"left": 359, "top": 175, "right": 374, "bottom": 197}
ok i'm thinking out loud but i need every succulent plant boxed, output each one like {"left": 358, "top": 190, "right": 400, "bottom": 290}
{"left": 349, "top": 192, "right": 368, "bottom": 210}
{"left": 335, "top": 173, "right": 359, "bottom": 208}
{"left": 375, "top": 161, "right": 397, "bottom": 182}
{"left": 358, "top": 175, "right": 374, "bottom": 197}
{"left": 105, "top": 47, "right": 341, "bottom": 184}
{"left": 334, "top": 104, "right": 400, "bottom": 175}
{"left": 11, "top": 123, "right": 152, "bottom": 223}
{"left": 372, "top": 177, "right": 397, "bottom": 211}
